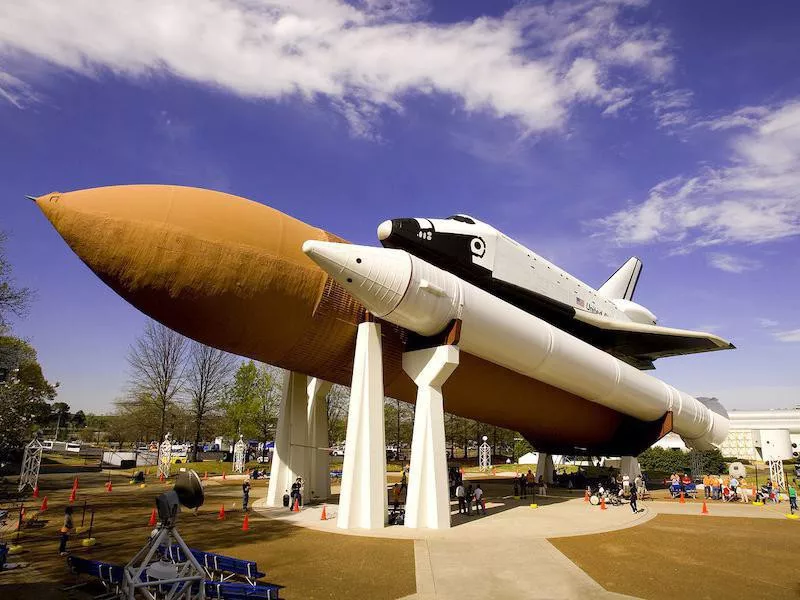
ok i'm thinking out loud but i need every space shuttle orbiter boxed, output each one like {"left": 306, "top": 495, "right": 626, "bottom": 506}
{"left": 377, "top": 215, "right": 734, "bottom": 370}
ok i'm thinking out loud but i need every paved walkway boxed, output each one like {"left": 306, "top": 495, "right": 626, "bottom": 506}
{"left": 252, "top": 493, "right": 794, "bottom": 599}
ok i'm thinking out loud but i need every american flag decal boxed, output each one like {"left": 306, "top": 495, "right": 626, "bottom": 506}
{"left": 576, "top": 297, "right": 585, "bottom": 307}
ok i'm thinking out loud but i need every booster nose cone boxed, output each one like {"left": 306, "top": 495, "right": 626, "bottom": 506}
{"left": 377, "top": 220, "right": 392, "bottom": 241}
{"left": 302, "top": 241, "right": 412, "bottom": 318}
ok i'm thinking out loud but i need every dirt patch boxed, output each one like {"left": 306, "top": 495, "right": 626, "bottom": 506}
{"left": 1, "top": 472, "right": 415, "bottom": 600}
{"left": 550, "top": 513, "right": 800, "bottom": 600}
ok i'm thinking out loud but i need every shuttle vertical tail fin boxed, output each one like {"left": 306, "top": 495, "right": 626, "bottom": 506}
{"left": 598, "top": 257, "right": 642, "bottom": 301}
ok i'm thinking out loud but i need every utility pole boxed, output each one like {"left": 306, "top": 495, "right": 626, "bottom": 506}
{"left": 55, "top": 411, "right": 62, "bottom": 442}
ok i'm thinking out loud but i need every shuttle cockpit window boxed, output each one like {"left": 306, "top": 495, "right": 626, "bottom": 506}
{"left": 447, "top": 215, "right": 476, "bottom": 224}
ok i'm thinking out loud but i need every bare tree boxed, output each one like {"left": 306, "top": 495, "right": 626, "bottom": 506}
{"left": 127, "top": 321, "right": 187, "bottom": 460}
{"left": 0, "top": 231, "right": 33, "bottom": 331}
{"left": 185, "top": 341, "right": 236, "bottom": 461}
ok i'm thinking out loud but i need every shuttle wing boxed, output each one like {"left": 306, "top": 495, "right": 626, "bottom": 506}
{"left": 573, "top": 312, "right": 735, "bottom": 367}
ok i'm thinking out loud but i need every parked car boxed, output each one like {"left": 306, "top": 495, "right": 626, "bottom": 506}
{"left": 330, "top": 447, "right": 345, "bottom": 457}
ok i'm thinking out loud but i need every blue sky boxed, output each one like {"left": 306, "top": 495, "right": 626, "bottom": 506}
{"left": 1, "top": 0, "right": 798, "bottom": 413}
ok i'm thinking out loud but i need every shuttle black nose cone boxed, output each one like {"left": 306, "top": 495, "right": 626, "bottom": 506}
{"left": 377, "top": 218, "right": 420, "bottom": 247}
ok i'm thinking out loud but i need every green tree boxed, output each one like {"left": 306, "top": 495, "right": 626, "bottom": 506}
{"left": 326, "top": 384, "right": 350, "bottom": 446}
{"left": 220, "top": 361, "right": 262, "bottom": 439}
{"left": 252, "top": 365, "right": 282, "bottom": 457}
{"left": 0, "top": 337, "right": 57, "bottom": 461}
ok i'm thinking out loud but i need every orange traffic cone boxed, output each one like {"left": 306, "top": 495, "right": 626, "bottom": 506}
{"left": 218, "top": 505, "right": 226, "bottom": 520}
{"left": 160, "top": 473, "right": 165, "bottom": 483}
{"left": 40, "top": 496, "right": 48, "bottom": 512}
{"left": 320, "top": 505, "right": 328, "bottom": 520}
{"left": 33, "top": 484, "right": 39, "bottom": 498}
{"left": 148, "top": 508, "right": 157, "bottom": 526}
{"left": 679, "top": 491, "right": 685, "bottom": 504}
{"left": 73, "top": 477, "right": 79, "bottom": 491}
{"left": 701, "top": 501, "right": 709, "bottom": 514}
{"left": 107, "top": 481, "right": 113, "bottom": 493}
{"left": 584, "top": 489, "right": 590, "bottom": 503}
{"left": 242, "top": 514, "right": 250, "bottom": 531}
{"left": 69, "top": 487, "right": 76, "bottom": 503}
{"left": 492, "top": 467, "right": 497, "bottom": 476}
{"left": 292, "top": 498, "right": 300, "bottom": 512}
{"left": 600, "top": 497, "right": 607, "bottom": 510}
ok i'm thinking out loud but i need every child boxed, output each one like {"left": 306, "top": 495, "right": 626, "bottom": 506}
{"left": 789, "top": 480, "right": 798, "bottom": 514}
{"left": 59, "top": 506, "right": 74, "bottom": 556}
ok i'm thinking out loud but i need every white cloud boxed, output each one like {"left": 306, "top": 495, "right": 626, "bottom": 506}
{"left": 651, "top": 88, "right": 693, "bottom": 129}
{"left": 706, "top": 252, "right": 761, "bottom": 273}
{"left": 0, "top": 0, "right": 672, "bottom": 135}
{"left": 594, "top": 99, "right": 800, "bottom": 246}
{"left": 757, "top": 318, "right": 779, "bottom": 328}
{"left": 0, "top": 69, "right": 38, "bottom": 108}
{"left": 774, "top": 329, "right": 800, "bottom": 342}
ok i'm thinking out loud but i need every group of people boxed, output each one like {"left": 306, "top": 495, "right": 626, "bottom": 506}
{"left": 513, "top": 470, "right": 547, "bottom": 498}
{"left": 455, "top": 482, "right": 486, "bottom": 515}
{"left": 698, "top": 473, "right": 751, "bottom": 502}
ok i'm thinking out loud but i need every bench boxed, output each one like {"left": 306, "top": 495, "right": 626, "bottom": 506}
{"left": 160, "top": 545, "right": 265, "bottom": 585}
{"left": 66, "top": 556, "right": 124, "bottom": 598}
{"left": 205, "top": 580, "right": 282, "bottom": 599}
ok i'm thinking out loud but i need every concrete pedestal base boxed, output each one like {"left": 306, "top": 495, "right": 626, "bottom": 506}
{"left": 338, "top": 322, "right": 388, "bottom": 530}
{"left": 307, "top": 378, "right": 332, "bottom": 501}
{"left": 266, "top": 371, "right": 331, "bottom": 507}
{"left": 536, "top": 453, "right": 555, "bottom": 484}
{"left": 620, "top": 456, "right": 642, "bottom": 481}
{"left": 403, "top": 345, "right": 460, "bottom": 530}
{"left": 266, "top": 371, "right": 309, "bottom": 507}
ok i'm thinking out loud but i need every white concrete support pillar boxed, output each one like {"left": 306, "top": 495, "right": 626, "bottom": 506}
{"left": 620, "top": 456, "right": 642, "bottom": 481}
{"left": 266, "top": 371, "right": 309, "bottom": 507}
{"left": 536, "top": 453, "right": 554, "bottom": 484}
{"left": 403, "top": 345, "right": 460, "bottom": 530}
{"left": 338, "top": 322, "right": 388, "bottom": 530}
{"left": 307, "top": 378, "right": 332, "bottom": 501}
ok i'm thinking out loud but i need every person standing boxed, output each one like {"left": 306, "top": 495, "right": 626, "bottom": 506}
{"left": 242, "top": 478, "right": 251, "bottom": 512}
{"left": 59, "top": 506, "right": 74, "bottom": 556}
{"left": 392, "top": 483, "right": 402, "bottom": 512}
{"left": 474, "top": 484, "right": 485, "bottom": 515}
{"left": 703, "top": 474, "right": 711, "bottom": 499}
{"left": 789, "top": 479, "right": 798, "bottom": 514}
{"left": 629, "top": 481, "right": 639, "bottom": 514}
{"left": 456, "top": 482, "right": 466, "bottom": 514}
{"left": 465, "top": 484, "right": 474, "bottom": 516}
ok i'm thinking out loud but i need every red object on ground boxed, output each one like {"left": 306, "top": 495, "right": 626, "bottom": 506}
{"left": 69, "top": 487, "right": 76, "bottom": 503}
{"left": 148, "top": 508, "right": 157, "bottom": 526}
{"left": 218, "top": 505, "right": 225, "bottom": 520}
{"left": 600, "top": 497, "right": 607, "bottom": 510}
{"left": 40, "top": 496, "right": 48, "bottom": 512}
{"left": 107, "top": 481, "right": 113, "bottom": 493}
{"left": 242, "top": 514, "right": 250, "bottom": 531}
{"left": 701, "top": 501, "right": 709, "bottom": 514}
{"left": 73, "top": 477, "right": 79, "bottom": 491}
{"left": 679, "top": 491, "right": 685, "bottom": 504}
{"left": 33, "top": 484, "right": 39, "bottom": 498}
{"left": 292, "top": 498, "right": 300, "bottom": 512}
{"left": 160, "top": 473, "right": 165, "bottom": 483}
{"left": 584, "top": 490, "right": 590, "bottom": 503}
{"left": 320, "top": 505, "right": 327, "bottom": 520}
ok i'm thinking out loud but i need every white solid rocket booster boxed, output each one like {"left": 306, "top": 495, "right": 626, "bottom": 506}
{"left": 302, "top": 240, "right": 729, "bottom": 449}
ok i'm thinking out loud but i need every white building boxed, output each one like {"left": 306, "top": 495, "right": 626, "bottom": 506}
{"left": 651, "top": 409, "right": 800, "bottom": 461}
